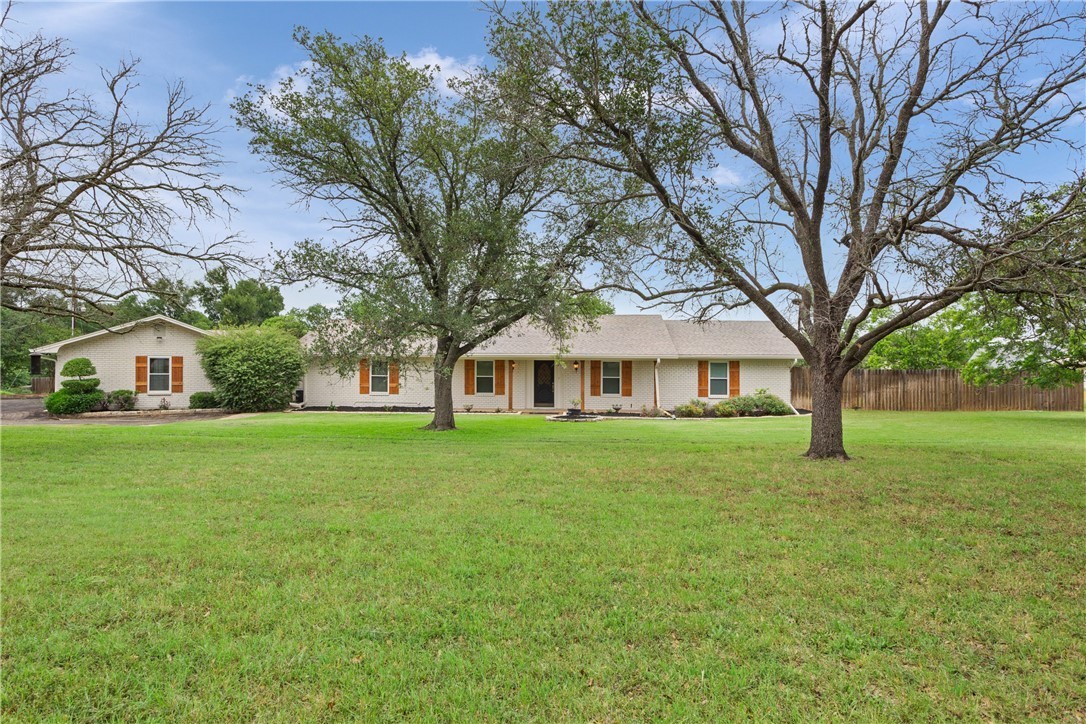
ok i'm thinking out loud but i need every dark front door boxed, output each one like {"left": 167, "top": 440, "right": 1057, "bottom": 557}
{"left": 533, "top": 360, "right": 555, "bottom": 407}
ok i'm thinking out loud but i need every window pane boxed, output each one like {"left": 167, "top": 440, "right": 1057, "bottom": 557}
{"left": 371, "top": 375, "right": 388, "bottom": 393}
{"left": 150, "top": 357, "right": 170, "bottom": 374}
{"left": 149, "top": 374, "right": 170, "bottom": 392}
{"left": 476, "top": 360, "right": 494, "bottom": 394}
{"left": 371, "top": 361, "right": 388, "bottom": 376}
{"left": 709, "top": 362, "right": 728, "bottom": 379}
{"left": 602, "top": 377, "right": 621, "bottom": 395}
{"left": 601, "top": 361, "right": 620, "bottom": 378}
{"left": 709, "top": 378, "right": 728, "bottom": 396}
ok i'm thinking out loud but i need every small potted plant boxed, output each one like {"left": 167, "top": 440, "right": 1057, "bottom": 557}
{"left": 567, "top": 398, "right": 582, "bottom": 417}
{"left": 611, "top": 403, "right": 623, "bottom": 415}
{"left": 464, "top": 403, "right": 474, "bottom": 413}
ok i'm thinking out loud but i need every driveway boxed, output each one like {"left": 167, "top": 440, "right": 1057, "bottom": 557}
{"left": 1, "top": 397, "right": 236, "bottom": 426}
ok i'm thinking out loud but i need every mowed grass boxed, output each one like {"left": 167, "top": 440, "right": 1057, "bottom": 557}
{"left": 2, "top": 411, "right": 1084, "bottom": 721}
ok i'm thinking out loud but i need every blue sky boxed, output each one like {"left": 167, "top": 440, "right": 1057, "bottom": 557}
{"left": 9, "top": 1, "right": 514, "bottom": 312}
{"left": 8, "top": 2, "right": 1083, "bottom": 320}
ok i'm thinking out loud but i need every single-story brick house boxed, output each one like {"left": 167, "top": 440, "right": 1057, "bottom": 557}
{"left": 302, "top": 315, "right": 800, "bottom": 412}
{"left": 32, "top": 313, "right": 799, "bottom": 412}
{"left": 30, "top": 314, "right": 214, "bottom": 410}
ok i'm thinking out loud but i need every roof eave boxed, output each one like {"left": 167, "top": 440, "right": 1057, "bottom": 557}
{"left": 29, "top": 314, "right": 211, "bottom": 355}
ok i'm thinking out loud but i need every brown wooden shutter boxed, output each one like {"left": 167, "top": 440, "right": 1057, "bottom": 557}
{"left": 590, "top": 360, "right": 601, "bottom": 396}
{"left": 389, "top": 362, "right": 400, "bottom": 395}
{"left": 135, "top": 355, "right": 148, "bottom": 393}
{"left": 494, "top": 360, "right": 506, "bottom": 396}
{"left": 359, "top": 358, "right": 369, "bottom": 394}
{"left": 171, "top": 356, "right": 184, "bottom": 393}
{"left": 464, "top": 359, "right": 475, "bottom": 395}
{"left": 729, "top": 361, "right": 741, "bottom": 397}
{"left": 621, "top": 360, "right": 633, "bottom": 397}
{"left": 697, "top": 360, "right": 709, "bottom": 397}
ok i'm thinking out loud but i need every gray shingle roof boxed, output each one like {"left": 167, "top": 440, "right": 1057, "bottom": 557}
{"left": 475, "top": 314, "right": 676, "bottom": 358}
{"left": 471, "top": 314, "right": 799, "bottom": 359}
{"left": 662, "top": 319, "right": 799, "bottom": 358}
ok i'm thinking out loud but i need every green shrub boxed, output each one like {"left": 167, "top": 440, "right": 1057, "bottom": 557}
{"left": 727, "top": 395, "right": 759, "bottom": 416}
{"left": 711, "top": 400, "right": 738, "bottom": 418}
{"left": 44, "top": 389, "right": 105, "bottom": 415}
{"left": 640, "top": 405, "right": 667, "bottom": 418}
{"left": 57, "top": 357, "right": 102, "bottom": 397}
{"left": 60, "top": 378, "right": 101, "bottom": 394}
{"left": 188, "top": 391, "right": 222, "bottom": 409}
{"left": 196, "top": 327, "right": 306, "bottom": 412}
{"left": 674, "top": 399, "right": 708, "bottom": 418}
{"left": 751, "top": 391, "right": 793, "bottom": 416}
{"left": 106, "top": 389, "right": 137, "bottom": 411}
{"left": 60, "top": 357, "right": 96, "bottom": 378}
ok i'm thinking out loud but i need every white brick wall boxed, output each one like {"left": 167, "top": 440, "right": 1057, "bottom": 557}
{"left": 54, "top": 324, "right": 213, "bottom": 410}
{"left": 302, "top": 356, "right": 794, "bottom": 411}
{"left": 303, "top": 358, "right": 536, "bottom": 410}
{"left": 657, "top": 358, "right": 793, "bottom": 409}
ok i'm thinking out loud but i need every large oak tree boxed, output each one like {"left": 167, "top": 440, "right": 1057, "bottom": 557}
{"left": 490, "top": 0, "right": 1086, "bottom": 458}
{"left": 234, "top": 29, "right": 604, "bottom": 430}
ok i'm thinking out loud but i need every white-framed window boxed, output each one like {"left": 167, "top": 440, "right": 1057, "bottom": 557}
{"left": 370, "top": 361, "right": 389, "bottom": 394}
{"left": 601, "top": 361, "right": 621, "bottom": 395}
{"left": 709, "top": 361, "right": 729, "bottom": 397}
{"left": 148, "top": 356, "right": 171, "bottom": 393}
{"left": 476, "top": 360, "right": 495, "bottom": 394}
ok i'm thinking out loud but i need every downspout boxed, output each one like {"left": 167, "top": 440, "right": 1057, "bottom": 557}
{"left": 654, "top": 358, "right": 660, "bottom": 409}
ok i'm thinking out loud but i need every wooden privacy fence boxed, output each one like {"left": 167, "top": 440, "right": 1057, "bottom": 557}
{"left": 31, "top": 376, "right": 54, "bottom": 394}
{"left": 790, "top": 367, "right": 1083, "bottom": 412}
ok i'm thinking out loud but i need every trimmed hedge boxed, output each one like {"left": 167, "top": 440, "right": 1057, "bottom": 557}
{"left": 674, "top": 392, "right": 794, "bottom": 418}
{"left": 106, "top": 389, "right": 138, "bottom": 411}
{"left": 60, "top": 378, "right": 102, "bottom": 394}
{"left": 60, "top": 358, "right": 96, "bottom": 378}
{"left": 47, "top": 357, "right": 105, "bottom": 414}
{"left": 196, "top": 327, "right": 306, "bottom": 412}
{"left": 44, "top": 389, "right": 106, "bottom": 415}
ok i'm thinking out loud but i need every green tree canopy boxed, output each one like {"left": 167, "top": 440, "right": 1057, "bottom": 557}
{"left": 234, "top": 29, "right": 605, "bottom": 429}
{"left": 488, "top": 1, "right": 1086, "bottom": 458}
{"left": 112, "top": 279, "right": 211, "bottom": 329}
{"left": 192, "top": 267, "right": 284, "bottom": 326}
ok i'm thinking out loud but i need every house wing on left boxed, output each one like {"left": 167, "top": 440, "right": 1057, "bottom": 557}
{"left": 31, "top": 315, "right": 216, "bottom": 410}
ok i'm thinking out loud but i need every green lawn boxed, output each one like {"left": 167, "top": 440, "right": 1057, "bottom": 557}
{"left": 2, "top": 412, "right": 1084, "bottom": 720}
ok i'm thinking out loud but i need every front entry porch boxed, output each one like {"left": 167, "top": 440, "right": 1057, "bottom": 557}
{"left": 533, "top": 359, "right": 555, "bottom": 407}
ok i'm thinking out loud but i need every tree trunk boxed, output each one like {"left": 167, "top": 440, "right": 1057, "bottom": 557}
{"left": 805, "top": 365, "right": 848, "bottom": 460}
{"left": 424, "top": 342, "right": 459, "bottom": 431}
{"left": 425, "top": 365, "right": 457, "bottom": 431}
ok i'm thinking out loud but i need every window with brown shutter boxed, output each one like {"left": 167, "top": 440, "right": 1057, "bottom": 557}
{"left": 464, "top": 359, "right": 475, "bottom": 395}
{"left": 590, "top": 360, "right": 601, "bottom": 396}
{"left": 621, "top": 360, "right": 633, "bottom": 397}
{"left": 697, "top": 360, "right": 709, "bottom": 397}
{"left": 494, "top": 360, "right": 506, "bottom": 396}
{"left": 359, "top": 358, "right": 369, "bottom": 394}
{"left": 389, "top": 362, "right": 400, "bottom": 395}
{"left": 729, "top": 361, "right": 741, "bottom": 397}
{"left": 171, "top": 356, "right": 184, "bottom": 393}
{"left": 135, "top": 355, "right": 148, "bottom": 392}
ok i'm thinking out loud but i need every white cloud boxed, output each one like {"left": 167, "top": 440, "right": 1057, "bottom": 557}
{"left": 224, "top": 60, "right": 312, "bottom": 105}
{"left": 404, "top": 47, "right": 481, "bottom": 94}
{"left": 708, "top": 165, "right": 742, "bottom": 187}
